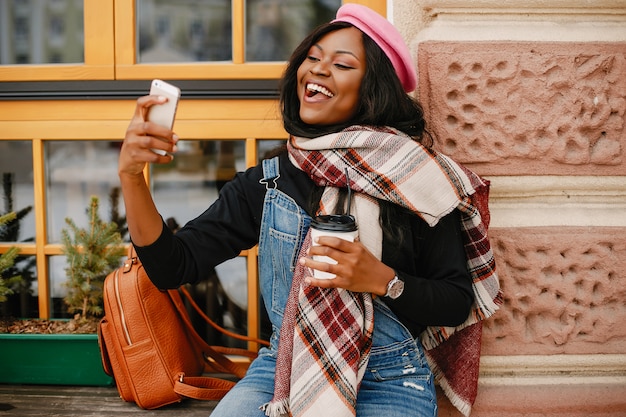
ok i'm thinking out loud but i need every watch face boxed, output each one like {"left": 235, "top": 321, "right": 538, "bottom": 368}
{"left": 387, "top": 277, "right": 404, "bottom": 299}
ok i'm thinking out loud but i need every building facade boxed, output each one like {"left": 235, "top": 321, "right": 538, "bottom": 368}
{"left": 397, "top": 0, "right": 626, "bottom": 415}
{"left": 1, "top": 0, "right": 624, "bottom": 414}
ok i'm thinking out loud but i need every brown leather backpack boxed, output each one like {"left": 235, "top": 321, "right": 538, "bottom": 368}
{"left": 98, "top": 247, "right": 268, "bottom": 409}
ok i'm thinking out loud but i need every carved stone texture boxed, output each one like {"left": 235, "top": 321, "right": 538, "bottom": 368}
{"left": 482, "top": 227, "right": 626, "bottom": 355}
{"left": 417, "top": 42, "right": 626, "bottom": 175}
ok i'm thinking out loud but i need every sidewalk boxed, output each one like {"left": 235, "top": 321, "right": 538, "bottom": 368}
{"left": 0, "top": 384, "right": 218, "bottom": 416}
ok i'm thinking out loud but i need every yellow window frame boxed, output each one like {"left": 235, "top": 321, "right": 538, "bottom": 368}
{"left": 0, "top": 1, "right": 115, "bottom": 81}
{"left": 0, "top": 0, "right": 387, "bottom": 346}
{"left": 0, "top": 0, "right": 386, "bottom": 81}
{"left": 114, "top": 0, "right": 386, "bottom": 80}
{"left": 0, "top": 98, "right": 285, "bottom": 348}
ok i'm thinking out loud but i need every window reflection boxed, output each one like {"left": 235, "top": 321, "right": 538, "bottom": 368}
{"left": 46, "top": 141, "right": 125, "bottom": 243}
{"left": 135, "top": 0, "right": 340, "bottom": 63}
{"left": 0, "top": 141, "right": 37, "bottom": 318}
{"left": 190, "top": 257, "right": 250, "bottom": 347}
{"left": 0, "top": 141, "right": 35, "bottom": 243}
{"left": 151, "top": 139, "right": 244, "bottom": 225}
{"left": 137, "top": 0, "right": 232, "bottom": 63}
{"left": 151, "top": 139, "right": 252, "bottom": 345}
{"left": 245, "top": 0, "right": 340, "bottom": 62}
{"left": 0, "top": 0, "right": 84, "bottom": 65}
{"left": 2, "top": 255, "right": 38, "bottom": 318}
{"left": 49, "top": 255, "right": 70, "bottom": 318}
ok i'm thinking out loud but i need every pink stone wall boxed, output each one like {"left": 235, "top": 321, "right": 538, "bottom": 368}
{"left": 417, "top": 36, "right": 626, "bottom": 417}
{"left": 417, "top": 42, "right": 626, "bottom": 176}
{"left": 417, "top": 39, "right": 626, "bottom": 354}
{"left": 483, "top": 227, "right": 626, "bottom": 355}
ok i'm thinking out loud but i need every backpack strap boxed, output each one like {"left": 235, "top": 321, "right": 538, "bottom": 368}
{"left": 166, "top": 285, "right": 258, "bottom": 400}
{"left": 178, "top": 285, "right": 269, "bottom": 348}
{"left": 173, "top": 374, "right": 236, "bottom": 401}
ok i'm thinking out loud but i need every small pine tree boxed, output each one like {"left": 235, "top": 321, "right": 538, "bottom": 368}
{"left": 1, "top": 173, "right": 35, "bottom": 313}
{"left": 1, "top": 173, "right": 34, "bottom": 243}
{"left": 61, "top": 196, "right": 125, "bottom": 321}
{"left": 0, "top": 212, "right": 22, "bottom": 303}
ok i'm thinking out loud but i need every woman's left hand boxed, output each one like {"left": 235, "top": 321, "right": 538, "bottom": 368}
{"left": 300, "top": 236, "right": 395, "bottom": 296}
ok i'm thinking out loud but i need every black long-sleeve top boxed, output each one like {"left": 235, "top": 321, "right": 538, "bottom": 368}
{"left": 135, "top": 152, "right": 474, "bottom": 337}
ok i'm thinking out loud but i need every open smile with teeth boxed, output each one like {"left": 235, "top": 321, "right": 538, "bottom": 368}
{"left": 306, "top": 83, "right": 334, "bottom": 98}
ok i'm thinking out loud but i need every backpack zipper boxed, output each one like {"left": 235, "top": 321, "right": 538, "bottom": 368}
{"left": 113, "top": 269, "right": 133, "bottom": 345}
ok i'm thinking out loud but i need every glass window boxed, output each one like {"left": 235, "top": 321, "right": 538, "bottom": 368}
{"left": 45, "top": 141, "right": 125, "bottom": 243}
{"left": 2, "top": 254, "right": 38, "bottom": 318}
{"left": 185, "top": 256, "right": 250, "bottom": 346}
{"left": 0, "top": 142, "right": 37, "bottom": 319}
{"left": 245, "top": 0, "right": 340, "bottom": 62}
{"left": 0, "top": 141, "right": 35, "bottom": 243}
{"left": 0, "top": 0, "right": 84, "bottom": 65}
{"left": 134, "top": 0, "right": 342, "bottom": 64}
{"left": 151, "top": 139, "right": 245, "bottom": 226}
{"left": 150, "top": 139, "right": 251, "bottom": 345}
{"left": 136, "top": 0, "right": 232, "bottom": 63}
{"left": 48, "top": 255, "right": 70, "bottom": 318}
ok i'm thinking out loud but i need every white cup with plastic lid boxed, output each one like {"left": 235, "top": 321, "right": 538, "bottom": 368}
{"left": 309, "top": 214, "right": 358, "bottom": 279}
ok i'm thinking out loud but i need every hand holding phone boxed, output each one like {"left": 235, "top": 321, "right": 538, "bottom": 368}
{"left": 147, "top": 79, "right": 181, "bottom": 155}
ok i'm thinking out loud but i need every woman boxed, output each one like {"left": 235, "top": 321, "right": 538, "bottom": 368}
{"left": 118, "top": 4, "right": 500, "bottom": 417}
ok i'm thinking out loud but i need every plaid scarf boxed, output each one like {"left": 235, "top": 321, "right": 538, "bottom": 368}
{"left": 263, "top": 126, "right": 502, "bottom": 417}
{"left": 262, "top": 194, "right": 375, "bottom": 417}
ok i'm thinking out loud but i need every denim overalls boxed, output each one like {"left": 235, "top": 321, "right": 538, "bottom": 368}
{"left": 211, "top": 157, "right": 437, "bottom": 417}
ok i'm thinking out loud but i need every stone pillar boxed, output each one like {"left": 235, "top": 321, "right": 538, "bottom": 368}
{"left": 396, "top": 0, "right": 626, "bottom": 415}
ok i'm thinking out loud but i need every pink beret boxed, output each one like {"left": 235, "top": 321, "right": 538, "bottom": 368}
{"left": 333, "top": 4, "right": 417, "bottom": 93}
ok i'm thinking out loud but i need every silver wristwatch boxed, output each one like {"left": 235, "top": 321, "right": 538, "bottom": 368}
{"left": 384, "top": 274, "right": 404, "bottom": 299}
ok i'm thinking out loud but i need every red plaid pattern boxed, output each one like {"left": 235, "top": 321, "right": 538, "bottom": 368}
{"left": 263, "top": 232, "right": 374, "bottom": 417}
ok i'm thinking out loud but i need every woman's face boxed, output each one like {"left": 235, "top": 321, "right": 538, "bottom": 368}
{"left": 296, "top": 27, "right": 366, "bottom": 126}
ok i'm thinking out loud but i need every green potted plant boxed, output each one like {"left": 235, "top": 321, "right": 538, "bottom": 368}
{"left": 0, "top": 212, "right": 22, "bottom": 304}
{"left": 0, "top": 194, "right": 126, "bottom": 386}
{"left": 62, "top": 195, "right": 126, "bottom": 325}
{"left": 0, "top": 173, "right": 35, "bottom": 318}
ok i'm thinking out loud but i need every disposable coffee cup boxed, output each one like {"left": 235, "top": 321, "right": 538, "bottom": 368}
{"left": 309, "top": 214, "right": 358, "bottom": 279}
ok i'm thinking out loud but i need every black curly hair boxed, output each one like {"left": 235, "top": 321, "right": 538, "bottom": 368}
{"left": 279, "top": 21, "right": 432, "bottom": 147}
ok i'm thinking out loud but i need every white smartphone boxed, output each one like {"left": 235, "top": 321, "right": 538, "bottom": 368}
{"left": 147, "top": 79, "right": 181, "bottom": 155}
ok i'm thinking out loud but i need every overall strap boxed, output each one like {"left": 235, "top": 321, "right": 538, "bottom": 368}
{"left": 260, "top": 156, "right": 280, "bottom": 190}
